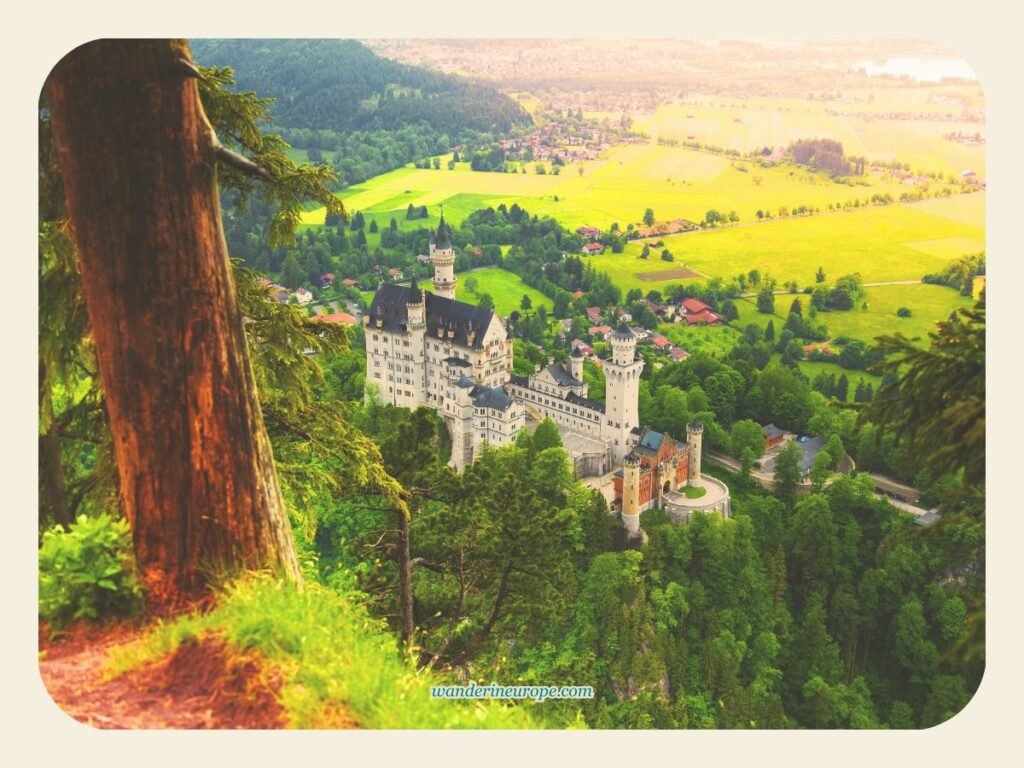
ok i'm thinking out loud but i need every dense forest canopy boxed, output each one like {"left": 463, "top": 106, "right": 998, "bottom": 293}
{"left": 190, "top": 39, "right": 532, "bottom": 136}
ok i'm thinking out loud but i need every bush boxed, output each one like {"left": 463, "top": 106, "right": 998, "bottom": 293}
{"left": 897, "top": 307, "right": 912, "bottom": 318}
{"left": 39, "top": 514, "right": 143, "bottom": 628}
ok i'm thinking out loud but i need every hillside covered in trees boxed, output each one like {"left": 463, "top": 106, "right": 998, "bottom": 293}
{"left": 190, "top": 39, "right": 532, "bottom": 186}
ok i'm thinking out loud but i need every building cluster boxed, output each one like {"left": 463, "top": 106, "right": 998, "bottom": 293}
{"left": 365, "top": 215, "right": 730, "bottom": 532}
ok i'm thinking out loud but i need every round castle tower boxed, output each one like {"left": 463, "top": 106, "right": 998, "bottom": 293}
{"left": 569, "top": 346, "right": 584, "bottom": 381}
{"left": 431, "top": 211, "right": 457, "bottom": 300}
{"left": 686, "top": 421, "right": 704, "bottom": 487}
{"left": 406, "top": 278, "right": 425, "bottom": 327}
{"left": 621, "top": 452, "right": 641, "bottom": 538}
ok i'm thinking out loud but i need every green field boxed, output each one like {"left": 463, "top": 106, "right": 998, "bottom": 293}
{"left": 359, "top": 268, "right": 550, "bottom": 319}
{"left": 822, "top": 283, "right": 974, "bottom": 344}
{"left": 733, "top": 283, "right": 972, "bottom": 347}
{"left": 588, "top": 199, "right": 984, "bottom": 292}
{"left": 299, "top": 141, "right": 961, "bottom": 235}
{"left": 792, "top": 359, "right": 880, "bottom": 402}
{"left": 629, "top": 84, "right": 985, "bottom": 177}
{"left": 454, "top": 268, "right": 553, "bottom": 317}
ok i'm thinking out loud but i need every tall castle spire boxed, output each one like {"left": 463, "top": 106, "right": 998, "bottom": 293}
{"left": 431, "top": 208, "right": 457, "bottom": 300}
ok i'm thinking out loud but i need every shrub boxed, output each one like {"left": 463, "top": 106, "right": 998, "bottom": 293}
{"left": 897, "top": 307, "right": 912, "bottom": 318}
{"left": 39, "top": 514, "right": 143, "bottom": 628}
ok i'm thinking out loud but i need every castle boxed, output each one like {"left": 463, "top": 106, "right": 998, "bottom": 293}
{"left": 364, "top": 214, "right": 729, "bottom": 532}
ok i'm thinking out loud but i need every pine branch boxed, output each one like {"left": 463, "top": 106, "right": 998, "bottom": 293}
{"left": 215, "top": 145, "right": 273, "bottom": 182}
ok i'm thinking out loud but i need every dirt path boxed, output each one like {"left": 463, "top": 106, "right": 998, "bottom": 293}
{"left": 39, "top": 624, "right": 288, "bottom": 729}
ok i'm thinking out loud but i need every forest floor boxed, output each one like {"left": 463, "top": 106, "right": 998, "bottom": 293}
{"left": 38, "top": 621, "right": 290, "bottom": 729}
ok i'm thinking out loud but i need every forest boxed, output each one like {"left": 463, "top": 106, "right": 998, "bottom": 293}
{"left": 190, "top": 39, "right": 533, "bottom": 187}
{"left": 37, "top": 39, "right": 984, "bottom": 731}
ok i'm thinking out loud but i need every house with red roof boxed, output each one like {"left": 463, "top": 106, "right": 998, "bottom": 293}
{"left": 684, "top": 309, "right": 722, "bottom": 326}
{"left": 669, "top": 347, "right": 690, "bottom": 362}
{"left": 586, "top": 306, "right": 603, "bottom": 324}
{"left": 582, "top": 242, "right": 604, "bottom": 255}
{"left": 576, "top": 226, "right": 601, "bottom": 241}
{"left": 588, "top": 325, "right": 613, "bottom": 339}
{"left": 680, "top": 297, "right": 711, "bottom": 315}
{"left": 312, "top": 312, "right": 358, "bottom": 326}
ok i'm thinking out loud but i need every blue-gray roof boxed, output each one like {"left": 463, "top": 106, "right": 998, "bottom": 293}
{"left": 797, "top": 436, "right": 826, "bottom": 472}
{"left": 638, "top": 429, "right": 664, "bottom": 452}
{"left": 471, "top": 385, "right": 514, "bottom": 412}
{"left": 611, "top": 323, "right": 635, "bottom": 340}
{"left": 369, "top": 283, "right": 494, "bottom": 350}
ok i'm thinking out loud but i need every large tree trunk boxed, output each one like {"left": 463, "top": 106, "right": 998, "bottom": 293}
{"left": 45, "top": 39, "right": 301, "bottom": 604}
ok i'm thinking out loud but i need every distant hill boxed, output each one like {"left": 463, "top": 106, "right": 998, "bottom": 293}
{"left": 190, "top": 39, "right": 532, "bottom": 137}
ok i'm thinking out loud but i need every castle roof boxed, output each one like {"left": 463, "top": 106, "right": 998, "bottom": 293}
{"left": 470, "top": 384, "right": 514, "bottom": 412}
{"left": 369, "top": 283, "right": 494, "bottom": 350}
{"left": 407, "top": 278, "right": 422, "bottom": 304}
{"left": 611, "top": 323, "right": 636, "bottom": 341}
{"left": 636, "top": 428, "right": 665, "bottom": 453}
{"left": 443, "top": 356, "right": 471, "bottom": 368}
{"left": 541, "top": 361, "right": 581, "bottom": 388}
{"left": 570, "top": 347, "right": 585, "bottom": 358}
{"left": 434, "top": 211, "right": 453, "bottom": 250}
{"left": 566, "top": 391, "right": 606, "bottom": 414}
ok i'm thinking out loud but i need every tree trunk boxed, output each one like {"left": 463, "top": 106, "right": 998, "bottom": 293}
{"left": 45, "top": 39, "right": 301, "bottom": 604}
{"left": 397, "top": 508, "right": 414, "bottom": 646}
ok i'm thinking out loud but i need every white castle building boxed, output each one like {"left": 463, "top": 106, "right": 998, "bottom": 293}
{"left": 364, "top": 214, "right": 728, "bottom": 530}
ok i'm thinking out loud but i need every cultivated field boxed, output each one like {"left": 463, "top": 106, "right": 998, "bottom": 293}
{"left": 627, "top": 82, "right": 985, "bottom": 177}
{"left": 300, "top": 141, "right": 963, "bottom": 235}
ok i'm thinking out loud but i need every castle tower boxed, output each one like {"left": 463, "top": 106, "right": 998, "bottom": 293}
{"left": 406, "top": 278, "right": 425, "bottom": 328}
{"left": 405, "top": 280, "right": 427, "bottom": 405}
{"left": 687, "top": 421, "right": 704, "bottom": 487}
{"left": 569, "top": 346, "right": 584, "bottom": 381}
{"left": 621, "top": 452, "right": 641, "bottom": 538}
{"left": 431, "top": 211, "right": 457, "bottom": 300}
{"left": 603, "top": 323, "right": 644, "bottom": 464}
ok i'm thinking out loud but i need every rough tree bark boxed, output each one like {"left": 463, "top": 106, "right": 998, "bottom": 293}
{"left": 45, "top": 39, "right": 301, "bottom": 603}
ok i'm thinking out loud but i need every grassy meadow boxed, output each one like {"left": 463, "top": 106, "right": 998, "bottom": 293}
{"left": 732, "top": 283, "right": 973, "bottom": 347}
{"left": 590, "top": 197, "right": 984, "bottom": 292}
{"left": 455, "top": 267, "right": 553, "bottom": 317}
{"left": 300, "top": 141, "right": 971, "bottom": 235}
{"left": 628, "top": 83, "right": 985, "bottom": 177}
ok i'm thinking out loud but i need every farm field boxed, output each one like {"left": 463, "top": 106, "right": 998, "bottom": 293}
{"left": 732, "top": 283, "right": 973, "bottom": 347}
{"left": 628, "top": 84, "right": 985, "bottom": 177}
{"left": 300, "top": 141, "right": 945, "bottom": 235}
{"left": 594, "top": 198, "right": 984, "bottom": 291}
{"left": 454, "top": 268, "right": 553, "bottom": 317}
{"left": 821, "top": 283, "right": 974, "bottom": 344}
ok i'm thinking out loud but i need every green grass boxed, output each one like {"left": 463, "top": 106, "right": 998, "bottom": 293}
{"left": 731, "top": 284, "right": 973, "bottom": 349}
{"left": 298, "top": 141, "right": 972, "bottom": 238}
{"left": 590, "top": 200, "right": 984, "bottom": 292}
{"left": 106, "top": 574, "right": 541, "bottom": 729}
{"left": 683, "top": 485, "right": 708, "bottom": 499}
{"left": 792, "top": 358, "right": 880, "bottom": 402}
{"left": 455, "top": 268, "right": 553, "bottom": 316}
{"left": 821, "top": 283, "right": 974, "bottom": 345}
{"left": 659, "top": 321, "right": 740, "bottom": 359}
